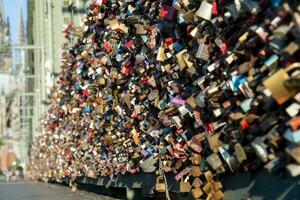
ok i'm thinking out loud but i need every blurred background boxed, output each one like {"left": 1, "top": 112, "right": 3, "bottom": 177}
{"left": 0, "top": 0, "right": 88, "bottom": 175}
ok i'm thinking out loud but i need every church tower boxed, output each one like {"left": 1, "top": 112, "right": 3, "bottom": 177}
{"left": 14, "top": 4, "right": 26, "bottom": 77}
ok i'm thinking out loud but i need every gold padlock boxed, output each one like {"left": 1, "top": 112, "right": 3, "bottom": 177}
{"left": 193, "top": 177, "right": 203, "bottom": 188}
{"left": 98, "top": 77, "right": 106, "bottom": 85}
{"left": 190, "top": 166, "right": 202, "bottom": 177}
{"left": 155, "top": 176, "right": 166, "bottom": 192}
{"left": 263, "top": 63, "right": 300, "bottom": 105}
{"left": 180, "top": 178, "right": 191, "bottom": 193}
{"left": 191, "top": 187, "right": 204, "bottom": 199}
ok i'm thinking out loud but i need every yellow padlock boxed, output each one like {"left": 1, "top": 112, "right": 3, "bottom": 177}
{"left": 263, "top": 63, "right": 300, "bottom": 105}
{"left": 155, "top": 176, "right": 166, "bottom": 192}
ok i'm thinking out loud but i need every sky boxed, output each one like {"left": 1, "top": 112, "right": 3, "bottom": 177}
{"left": 3, "top": 0, "right": 27, "bottom": 45}
{"left": 0, "top": 0, "right": 27, "bottom": 94}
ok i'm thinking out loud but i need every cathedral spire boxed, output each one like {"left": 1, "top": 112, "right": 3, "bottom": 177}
{"left": 18, "top": 6, "right": 25, "bottom": 45}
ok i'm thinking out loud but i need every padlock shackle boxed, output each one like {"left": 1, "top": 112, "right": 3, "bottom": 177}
{"left": 156, "top": 176, "right": 164, "bottom": 183}
{"left": 285, "top": 63, "right": 300, "bottom": 77}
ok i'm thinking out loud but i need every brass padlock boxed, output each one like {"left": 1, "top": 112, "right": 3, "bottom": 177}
{"left": 180, "top": 178, "right": 191, "bottom": 193}
{"left": 263, "top": 63, "right": 300, "bottom": 105}
{"left": 192, "top": 177, "right": 203, "bottom": 188}
{"left": 191, "top": 153, "right": 201, "bottom": 165}
{"left": 98, "top": 77, "right": 106, "bottom": 85}
{"left": 191, "top": 187, "right": 204, "bottom": 199}
{"left": 204, "top": 171, "right": 214, "bottom": 182}
{"left": 87, "top": 170, "right": 97, "bottom": 179}
{"left": 202, "top": 182, "right": 213, "bottom": 194}
{"left": 190, "top": 166, "right": 202, "bottom": 177}
{"left": 155, "top": 176, "right": 166, "bottom": 192}
{"left": 213, "top": 181, "right": 223, "bottom": 191}
{"left": 214, "top": 190, "right": 225, "bottom": 200}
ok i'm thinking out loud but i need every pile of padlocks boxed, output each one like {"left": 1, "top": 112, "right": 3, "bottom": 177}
{"left": 28, "top": 0, "right": 300, "bottom": 199}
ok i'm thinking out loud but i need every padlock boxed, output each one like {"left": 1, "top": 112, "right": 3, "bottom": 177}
{"left": 191, "top": 153, "right": 201, "bottom": 165}
{"left": 204, "top": 171, "right": 214, "bottom": 182}
{"left": 214, "top": 190, "right": 225, "bottom": 200}
{"left": 191, "top": 187, "right": 204, "bottom": 199}
{"left": 192, "top": 177, "right": 202, "bottom": 188}
{"left": 195, "top": 1, "right": 213, "bottom": 20}
{"left": 87, "top": 170, "right": 97, "bottom": 179}
{"left": 180, "top": 179, "right": 191, "bottom": 193}
{"left": 263, "top": 63, "right": 300, "bottom": 105}
{"left": 155, "top": 176, "right": 166, "bottom": 192}
{"left": 190, "top": 166, "right": 202, "bottom": 177}
{"left": 213, "top": 181, "right": 223, "bottom": 191}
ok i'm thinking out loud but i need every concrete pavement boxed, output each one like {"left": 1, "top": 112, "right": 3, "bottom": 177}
{"left": 0, "top": 170, "right": 300, "bottom": 200}
{"left": 0, "top": 181, "right": 117, "bottom": 200}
